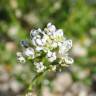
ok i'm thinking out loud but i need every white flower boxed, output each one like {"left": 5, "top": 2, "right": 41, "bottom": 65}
{"left": 53, "top": 29, "right": 64, "bottom": 38}
{"left": 31, "top": 30, "right": 47, "bottom": 47}
{"left": 34, "top": 62, "right": 45, "bottom": 73}
{"left": 42, "top": 37, "right": 47, "bottom": 45}
{"left": 58, "top": 42, "right": 62, "bottom": 46}
{"left": 16, "top": 52, "right": 26, "bottom": 63}
{"left": 46, "top": 23, "right": 64, "bottom": 42}
{"left": 64, "top": 56, "right": 74, "bottom": 64}
{"left": 56, "top": 29, "right": 64, "bottom": 36}
{"left": 23, "top": 48, "right": 34, "bottom": 59}
{"left": 36, "top": 46, "right": 43, "bottom": 51}
{"left": 17, "top": 57, "right": 26, "bottom": 63}
{"left": 36, "top": 38, "right": 44, "bottom": 46}
{"left": 46, "top": 23, "right": 56, "bottom": 36}
{"left": 30, "top": 28, "right": 46, "bottom": 47}
{"left": 16, "top": 52, "right": 22, "bottom": 57}
{"left": 46, "top": 51, "right": 56, "bottom": 62}
{"left": 63, "top": 40, "right": 72, "bottom": 51}
{"left": 30, "top": 30, "right": 37, "bottom": 37}
{"left": 47, "top": 23, "right": 56, "bottom": 33}
{"left": 47, "top": 22, "right": 52, "bottom": 27}
{"left": 32, "top": 37, "right": 37, "bottom": 46}
{"left": 30, "top": 28, "right": 42, "bottom": 37}
{"left": 59, "top": 40, "right": 72, "bottom": 56}
{"left": 32, "top": 37, "right": 46, "bottom": 47}
{"left": 51, "top": 42, "right": 58, "bottom": 48}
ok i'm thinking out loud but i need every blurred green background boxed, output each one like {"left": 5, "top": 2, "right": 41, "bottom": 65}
{"left": 0, "top": 0, "right": 96, "bottom": 96}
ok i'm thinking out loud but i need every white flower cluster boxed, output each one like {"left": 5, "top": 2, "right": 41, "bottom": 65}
{"left": 17, "top": 23, "right": 74, "bottom": 73}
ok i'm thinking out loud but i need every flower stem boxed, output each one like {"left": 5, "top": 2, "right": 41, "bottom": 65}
{"left": 28, "top": 68, "right": 49, "bottom": 92}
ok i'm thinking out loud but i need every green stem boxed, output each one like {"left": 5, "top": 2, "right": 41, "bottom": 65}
{"left": 28, "top": 72, "right": 42, "bottom": 91}
{"left": 28, "top": 68, "right": 49, "bottom": 92}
